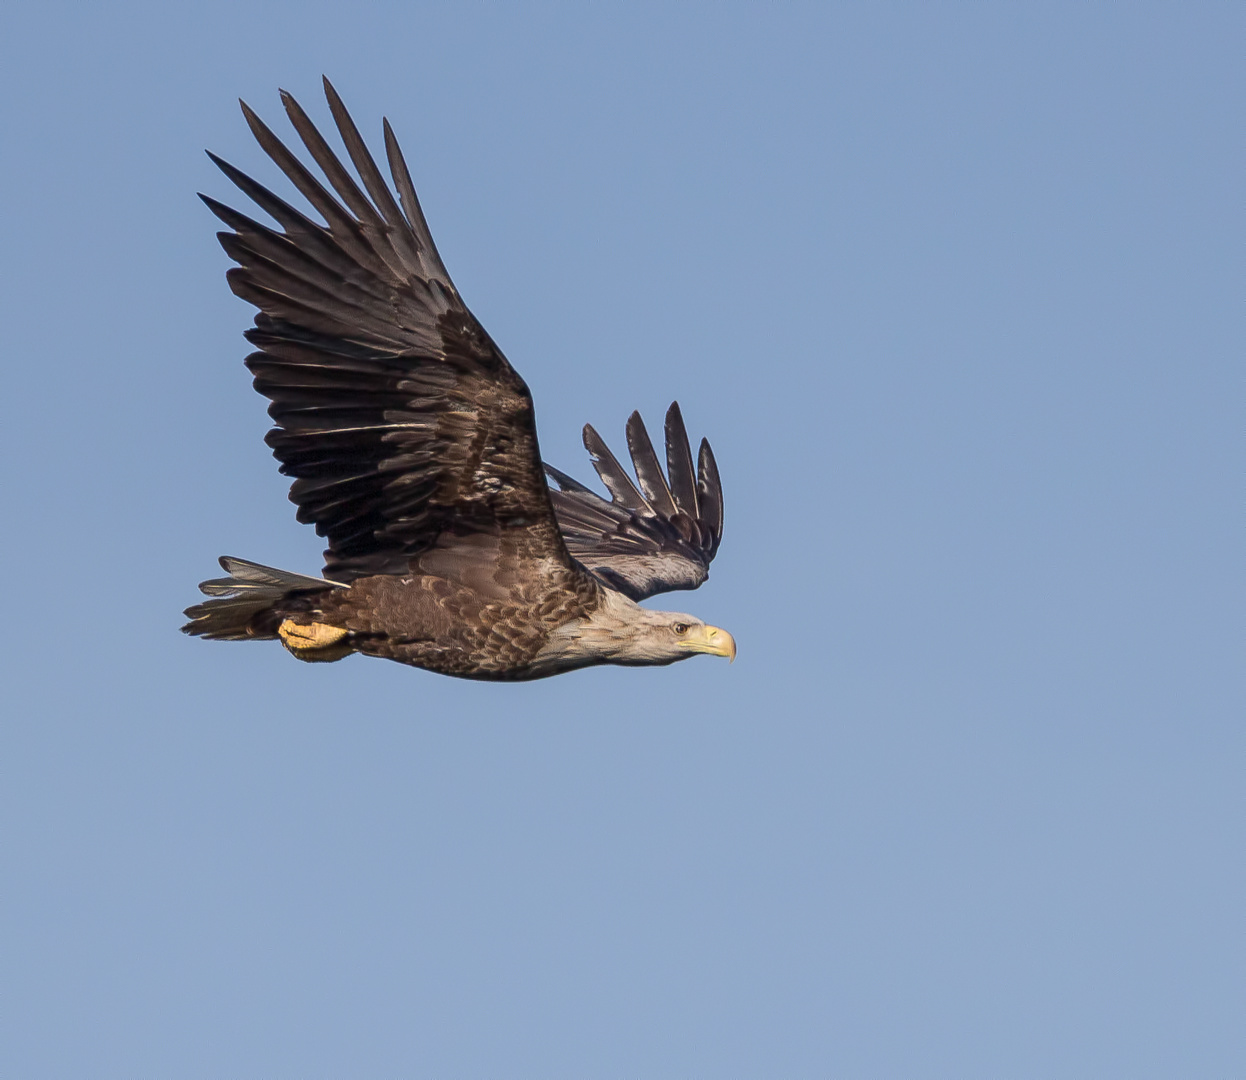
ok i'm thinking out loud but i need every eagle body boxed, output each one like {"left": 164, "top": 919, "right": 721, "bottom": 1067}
{"left": 183, "top": 80, "right": 734, "bottom": 680}
{"left": 281, "top": 549, "right": 602, "bottom": 680}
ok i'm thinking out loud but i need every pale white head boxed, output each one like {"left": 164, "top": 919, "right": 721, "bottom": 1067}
{"left": 532, "top": 588, "right": 736, "bottom": 675}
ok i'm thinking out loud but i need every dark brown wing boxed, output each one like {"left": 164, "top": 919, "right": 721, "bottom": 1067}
{"left": 546, "top": 403, "right": 724, "bottom": 601}
{"left": 205, "top": 78, "right": 571, "bottom": 582}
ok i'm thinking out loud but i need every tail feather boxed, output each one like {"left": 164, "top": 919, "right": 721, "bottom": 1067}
{"left": 181, "top": 556, "right": 345, "bottom": 641}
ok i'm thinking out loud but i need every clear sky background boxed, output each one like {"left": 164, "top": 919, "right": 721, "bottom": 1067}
{"left": 2, "top": 3, "right": 1240, "bottom": 1076}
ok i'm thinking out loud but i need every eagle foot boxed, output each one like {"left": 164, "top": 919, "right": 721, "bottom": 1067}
{"left": 278, "top": 619, "right": 348, "bottom": 652}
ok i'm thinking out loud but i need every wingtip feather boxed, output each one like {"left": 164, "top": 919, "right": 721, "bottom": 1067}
{"left": 663, "top": 401, "right": 699, "bottom": 517}
{"left": 626, "top": 411, "right": 678, "bottom": 517}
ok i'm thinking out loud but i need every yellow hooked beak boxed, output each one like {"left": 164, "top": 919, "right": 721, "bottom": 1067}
{"left": 680, "top": 624, "right": 737, "bottom": 662}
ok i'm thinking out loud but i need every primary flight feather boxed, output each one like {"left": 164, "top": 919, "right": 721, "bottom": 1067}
{"left": 182, "top": 79, "right": 734, "bottom": 680}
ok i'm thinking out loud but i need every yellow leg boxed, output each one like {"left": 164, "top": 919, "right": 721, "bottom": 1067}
{"left": 278, "top": 619, "right": 348, "bottom": 651}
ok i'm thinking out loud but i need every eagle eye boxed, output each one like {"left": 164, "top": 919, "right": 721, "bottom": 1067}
{"left": 673, "top": 622, "right": 690, "bottom": 635}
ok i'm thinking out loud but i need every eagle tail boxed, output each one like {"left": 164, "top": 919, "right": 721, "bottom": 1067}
{"left": 180, "top": 556, "right": 344, "bottom": 641}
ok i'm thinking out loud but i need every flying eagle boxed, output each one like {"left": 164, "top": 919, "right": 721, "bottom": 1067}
{"left": 182, "top": 79, "right": 734, "bottom": 680}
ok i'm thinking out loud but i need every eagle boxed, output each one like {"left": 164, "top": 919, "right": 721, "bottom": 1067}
{"left": 182, "top": 79, "right": 734, "bottom": 681}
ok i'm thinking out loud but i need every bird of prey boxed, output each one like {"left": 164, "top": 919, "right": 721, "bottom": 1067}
{"left": 182, "top": 79, "right": 734, "bottom": 681}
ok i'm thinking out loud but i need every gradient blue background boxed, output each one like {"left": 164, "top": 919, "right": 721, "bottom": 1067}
{"left": 3, "top": 3, "right": 1241, "bottom": 1075}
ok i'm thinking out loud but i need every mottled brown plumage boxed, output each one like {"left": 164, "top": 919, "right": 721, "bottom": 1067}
{"left": 182, "top": 80, "right": 734, "bottom": 680}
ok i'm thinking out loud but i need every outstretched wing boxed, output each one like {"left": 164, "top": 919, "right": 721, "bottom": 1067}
{"left": 546, "top": 403, "right": 723, "bottom": 601}
{"left": 205, "top": 78, "right": 571, "bottom": 583}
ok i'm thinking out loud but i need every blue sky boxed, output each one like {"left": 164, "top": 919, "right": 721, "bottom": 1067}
{"left": 2, "top": 3, "right": 1241, "bottom": 1075}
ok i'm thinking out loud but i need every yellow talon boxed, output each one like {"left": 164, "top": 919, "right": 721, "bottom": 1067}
{"left": 278, "top": 619, "right": 348, "bottom": 650}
